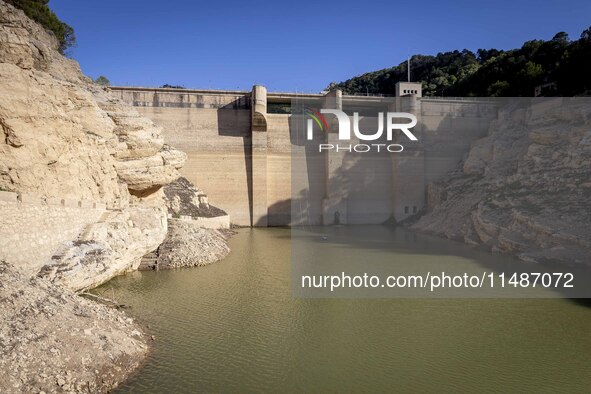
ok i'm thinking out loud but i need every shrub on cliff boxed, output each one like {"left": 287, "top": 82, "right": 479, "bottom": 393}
{"left": 5, "top": 0, "right": 75, "bottom": 54}
{"left": 95, "top": 75, "right": 110, "bottom": 86}
{"left": 161, "top": 84, "right": 186, "bottom": 89}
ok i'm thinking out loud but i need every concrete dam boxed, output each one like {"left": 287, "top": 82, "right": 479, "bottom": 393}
{"left": 111, "top": 83, "right": 498, "bottom": 227}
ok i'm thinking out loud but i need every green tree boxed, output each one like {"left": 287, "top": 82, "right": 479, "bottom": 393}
{"left": 6, "top": 0, "right": 75, "bottom": 54}
{"left": 94, "top": 76, "right": 110, "bottom": 86}
{"left": 552, "top": 32, "right": 570, "bottom": 45}
{"left": 518, "top": 61, "right": 544, "bottom": 84}
{"left": 487, "top": 80, "right": 510, "bottom": 97}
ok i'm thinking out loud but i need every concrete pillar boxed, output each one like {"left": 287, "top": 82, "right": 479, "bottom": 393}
{"left": 252, "top": 85, "right": 268, "bottom": 132}
{"left": 251, "top": 85, "right": 268, "bottom": 226}
{"left": 390, "top": 96, "right": 425, "bottom": 222}
{"left": 321, "top": 89, "right": 347, "bottom": 225}
{"left": 322, "top": 89, "right": 342, "bottom": 114}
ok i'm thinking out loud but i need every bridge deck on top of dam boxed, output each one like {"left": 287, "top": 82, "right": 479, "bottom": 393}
{"left": 110, "top": 84, "right": 499, "bottom": 227}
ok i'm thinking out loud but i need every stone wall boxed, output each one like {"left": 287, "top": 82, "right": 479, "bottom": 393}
{"left": 169, "top": 213, "right": 231, "bottom": 229}
{"left": 0, "top": 191, "right": 105, "bottom": 276}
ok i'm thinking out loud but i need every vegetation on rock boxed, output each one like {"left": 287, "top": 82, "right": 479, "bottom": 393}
{"left": 5, "top": 0, "right": 75, "bottom": 54}
{"left": 161, "top": 84, "right": 187, "bottom": 89}
{"left": 94, "top": 75, "right": 110, "bottom": 86}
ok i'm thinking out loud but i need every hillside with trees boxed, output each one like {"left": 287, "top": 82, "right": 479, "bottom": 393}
{"left": 329, "top": 28, "right": 591, "bottom": 97}
{"left": 5, "top": 0, "right": 75, "bottom": 54}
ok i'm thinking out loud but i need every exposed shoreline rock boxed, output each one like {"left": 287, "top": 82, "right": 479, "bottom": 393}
{"left": 0, "top": 1, "right": 233, "bottom": 390}
{"left": 138, "top": 177, "right": 231, "bottom": 270}
{"left": 411, "top": 99, "right": 591, "bottom": 265}
{"left": 151, "top": 220, "right": 231, "bottom": 269}
{"left": 164, "top": 177, "right": 227, "bottom": 218}
{"left": 0, "top": 261, "right": 148, "bottom": 393}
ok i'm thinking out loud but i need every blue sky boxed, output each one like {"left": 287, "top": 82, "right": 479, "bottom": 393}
{"left": 51, "top": 0, "right": 591, "bottom": 92}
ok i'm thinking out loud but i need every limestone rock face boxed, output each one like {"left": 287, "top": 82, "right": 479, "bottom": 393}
{"left": 0, "top": 62, "right": 120, "bottom": 201}
{"left": 40, "top": 194, "right": 169, "bottom": 291}
{"left": 462, "top": 136, "right": 493, "bottom": 175}
{"left": 0, "top": 3, "right": 52, "bottom": 70}
{"left": 115, "top": 145, "right": 187, "bottom": 193}
{"left": 133, "top": 177, "right": 230, "bottom": 271}
{"left": 0, "top": 0, "right": 186, "bottom": 287}
{"left": 163, "top": 176, "right": 227, "bottom": 218}
{"left": 412, "top": 100, "right": 591, "bottom": 265}
{"left": 0, "top": 2, "right": 203, "bottom": 390}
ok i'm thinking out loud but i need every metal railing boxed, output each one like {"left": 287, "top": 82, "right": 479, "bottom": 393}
{"left": 342, "top": 92, "right": 396, "bottom": 97}
{"left": 421, "top": 96, "right": 497, "bottom": 102}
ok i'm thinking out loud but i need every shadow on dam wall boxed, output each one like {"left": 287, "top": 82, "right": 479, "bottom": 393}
{"left": 216, "top": 103, "right": 254, "bottom": 226}
{"left": 256, "top": 107, "right": 494, "bottom": 227}
{"left": 257, "top": 119, "right": 397, "bottom": 227}
{"left": 254, "top": 111, "right": 397, "bottom": 226}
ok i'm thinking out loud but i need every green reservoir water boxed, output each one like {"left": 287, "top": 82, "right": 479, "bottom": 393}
{"left": 97, "top": 228, "right": 591, "bottom": 393}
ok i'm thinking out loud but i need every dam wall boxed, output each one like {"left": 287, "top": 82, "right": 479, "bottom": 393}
{"left": 111, "top": 86, "right": 498, "bottom": 226}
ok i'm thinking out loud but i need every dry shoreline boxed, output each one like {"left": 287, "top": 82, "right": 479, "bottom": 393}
{"left": 0, "top": 261, "right": 148, "bottom": 393}
{"left": 1, "top": 227, "right": 233, "bottom": 394}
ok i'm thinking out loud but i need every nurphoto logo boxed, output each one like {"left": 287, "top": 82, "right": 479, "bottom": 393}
{"left": 306, "top": 108, "right": 418, "bottom": 152}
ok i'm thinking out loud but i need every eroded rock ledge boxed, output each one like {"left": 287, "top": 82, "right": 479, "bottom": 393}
{"left": 411, "top": 100, "right": 591, "bottom": 265}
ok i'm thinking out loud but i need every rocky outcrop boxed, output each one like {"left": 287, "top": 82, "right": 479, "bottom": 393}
{"left": 0, "top": 0, "right": 186, "bottom": 288}
{"left": 39, "top": 197, "right": 169, "bottom": 291}
{"left": 412, "top": 99, "right": 591, "bottom": 265}
{"left": 136, "top": 177, "right": 231, "bottom": 270}
{"left": 164, "top": 176, "right": 227, "bottom": 218}
{"left": 115, "top": 145, "right": 186, "bottom": 193}
{"left": 154, "top": 221, "right": 231, "bottom": 269}
{"left": 0, "top": 261, "right": 148, "bottom": 393}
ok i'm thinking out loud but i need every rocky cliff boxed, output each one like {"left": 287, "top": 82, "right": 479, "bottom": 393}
{"left": 412, "top": 98, "right": 591, "bottom": 265}
{"left": 0, "top": 0, "right": 186, "bottom": 290}
{"left": 0, "top": 1, "right": 189, "bottom": 392}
